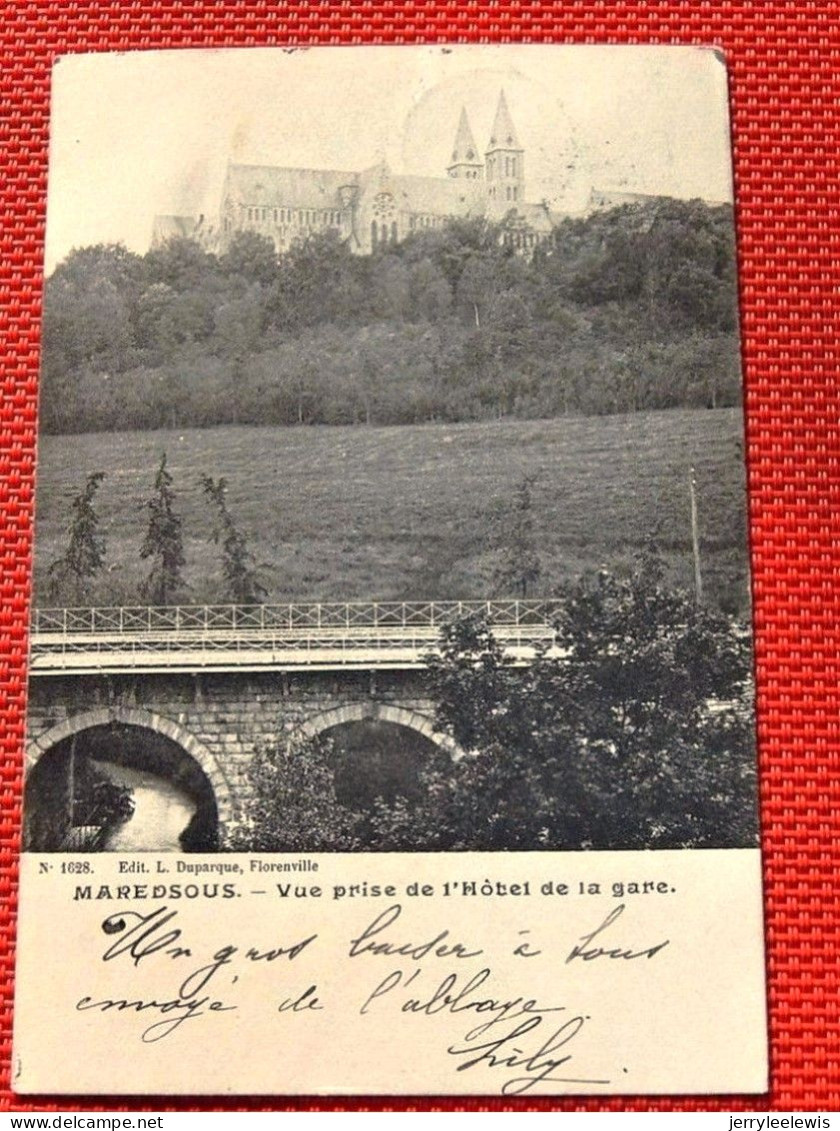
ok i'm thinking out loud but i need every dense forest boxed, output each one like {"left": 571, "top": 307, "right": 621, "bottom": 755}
{"left": 40, "top": 198, "right": 741, "bottom": 434}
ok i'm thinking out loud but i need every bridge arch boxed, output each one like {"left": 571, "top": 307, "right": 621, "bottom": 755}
{"left": 296, "top": 702, "right": 461, "bottom": 811}
{"left": 26, "top": 705, "right": 236, "bottom": 830}
{"left": 297, "top": 701, "right": 460, "bottom": 757}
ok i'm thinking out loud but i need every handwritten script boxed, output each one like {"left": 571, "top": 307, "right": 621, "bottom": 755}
{"left": 72, "top": 901, "right": 668, "bottom": 1095}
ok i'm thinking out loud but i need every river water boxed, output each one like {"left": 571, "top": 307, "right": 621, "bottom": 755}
{"left": 94, "top": 761, "right": 197, "bottom": 852}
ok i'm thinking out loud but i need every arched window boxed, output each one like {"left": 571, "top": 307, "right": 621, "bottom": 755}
{"left": 371, "top": 220, "right": 378, "bottom": 249}
{"left": 511, "top": 157, "right": 517, "bottom": 177}
{"left": 391, "top": 221, "right": 398, "bottom": 243}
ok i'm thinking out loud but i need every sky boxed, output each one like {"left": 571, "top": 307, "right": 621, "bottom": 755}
{"left": 45, "top": 45, "right": 734, "bottom": 273}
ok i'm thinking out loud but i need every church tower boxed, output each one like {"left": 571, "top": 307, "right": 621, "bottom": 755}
{"left": 447, "top": 108, "right": 484, "bottom": 180}
{"left": 484, "top": 90, "right": 524, "bottom": 207}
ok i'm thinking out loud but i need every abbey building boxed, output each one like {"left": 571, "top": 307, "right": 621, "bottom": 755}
{"left": 152, "top": 91, "right": 562, "bottom": 257}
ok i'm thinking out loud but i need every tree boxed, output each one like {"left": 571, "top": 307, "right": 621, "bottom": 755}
{"left": 491, "top": 474, "right": 542, "bottom": 597}
{"left": 143, "top": 236, "right": 217, "bottom": 292}
{"left": 212, "top": 285, "right": 265, "bottom": 360}
{"left": 38, "top": 198, "right": 742, "bottom": 433}
{"left": 42, "top": 255, "right": 137, "bottom": 389}
{"left": 47, "top": 472, "right": 107, "bottom": 604}
{"left": 224, "top": 733, "right": 359, "bottom": 852}
{"left": 200, "top": 475, "right": 267, "bottom": 603}
{"left": 229, "top": 558, "right": 756, "bottom": 853}
{"left": 219, "top": 231, "right": 278, "bottom": 288}
{"left": 266, "top": 230, "right": 365, "bottom": 330}
{"left": 363, "top": 557, "right": 757, "bottom": 851}
{"left": 407, "top": 257, "right": 452, "bottom": 320}
{"left": 140, "top": 453, "right": 186, "bottom": 604}
{"left": 550, "top": 555, "right": 756, "bottom": 846}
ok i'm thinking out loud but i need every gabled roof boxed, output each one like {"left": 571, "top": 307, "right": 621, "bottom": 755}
{"left": 353, "top": 162, "right": 486, "bottom": 216}
{"left": 487, "top": 89, "right": 521, "bottom": 151}
{"left": 224, "top": 163, "right": 358, "bottom": 209}
{"left": 388, "top": 173, "right": 487, "bottom": 217}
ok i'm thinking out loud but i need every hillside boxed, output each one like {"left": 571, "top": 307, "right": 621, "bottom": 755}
{"left": 33, "top": 409, "right": 751, "bottom": 610}
{"left": 39, "top": 201, "right": 742, "bottom": 434}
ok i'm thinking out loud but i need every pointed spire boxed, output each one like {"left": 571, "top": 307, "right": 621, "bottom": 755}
{"left": 488, "top": 89, "right": 521, "bottom": 150}
{"left": 451, "top": 107, "right": 479, "bottom": 164}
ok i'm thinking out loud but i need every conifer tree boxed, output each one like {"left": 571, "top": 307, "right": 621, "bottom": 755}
{"left": 492, "top": 473, "right": 542, "bottom": 598}
{"left": 140, "top": 453, "right": 185, "bottom": 605}
{"left": 200, "top": 475, "right": 267, "bottom": 604}
{"left": 47, "top": 472, "right": 106, "bottom": 604}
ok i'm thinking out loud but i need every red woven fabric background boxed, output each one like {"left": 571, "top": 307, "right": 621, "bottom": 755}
{"left": 1, "top": 1, "right": 838, "bottom": 1113}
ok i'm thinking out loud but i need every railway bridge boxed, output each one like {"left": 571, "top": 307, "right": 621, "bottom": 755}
{"left": 24, "top": 600, "right": 560, "bottom": 850}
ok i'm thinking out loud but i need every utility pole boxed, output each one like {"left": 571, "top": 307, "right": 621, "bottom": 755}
{"left": 689, "top": 465, "right": 703, "bottom": 606}
{"left": 67, "top": 731, "right": 76, "bottom": 837}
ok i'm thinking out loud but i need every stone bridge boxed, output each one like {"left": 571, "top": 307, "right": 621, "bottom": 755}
{"left": 24, "top": 601, "right": 560, "bottom": 848}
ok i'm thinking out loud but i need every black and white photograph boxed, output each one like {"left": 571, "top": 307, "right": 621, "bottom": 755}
{"left": 12, "top": 45, "right": 769, "bottom": 1099}
{"left": 22, "top": 45, "right": 756, "bottom": 857}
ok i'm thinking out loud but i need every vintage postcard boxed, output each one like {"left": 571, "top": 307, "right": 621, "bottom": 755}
{"left": 13, "top": 45, "right": 767, "bottom": 1096}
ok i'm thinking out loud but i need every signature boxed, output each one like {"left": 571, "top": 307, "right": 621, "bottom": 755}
{"left": 447, "top": 1013, "right": 610, "bottom": 1096}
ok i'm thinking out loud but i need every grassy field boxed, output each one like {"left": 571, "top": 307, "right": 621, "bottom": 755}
{"left": 33, "top": 408, "right": 751, "bottom": 608}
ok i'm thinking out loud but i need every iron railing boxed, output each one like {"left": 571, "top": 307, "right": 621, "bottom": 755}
{"left": 29, "top": 601, "right": 562, "bottom": 674}
{"left": 32, "top": 600, "right": 561, "bottom": 636}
